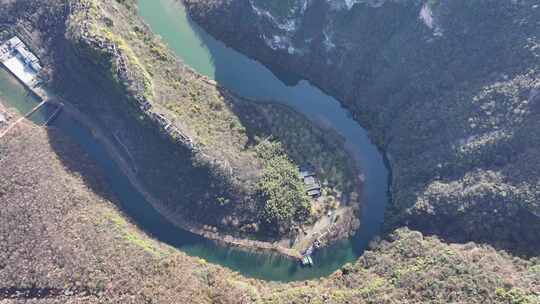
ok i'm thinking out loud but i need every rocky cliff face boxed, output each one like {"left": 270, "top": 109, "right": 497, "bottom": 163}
{"left": 184, "top": 0, "right": 540, "bottom": 255}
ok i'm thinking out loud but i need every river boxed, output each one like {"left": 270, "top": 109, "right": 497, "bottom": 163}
{"left": 0, "top": 0, "right": 389, "bottom": 282}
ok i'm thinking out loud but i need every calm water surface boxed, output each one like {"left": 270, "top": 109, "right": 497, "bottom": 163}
{"left": 0, "top": 69, "right": 48, "bottom": 123}
{"left": 0, "top": 0, "right": 389, "bottom": 281}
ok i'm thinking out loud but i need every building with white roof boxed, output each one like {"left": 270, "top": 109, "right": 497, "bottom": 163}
{"left": 0, "top": 36, "right": 43, "bottom": 87}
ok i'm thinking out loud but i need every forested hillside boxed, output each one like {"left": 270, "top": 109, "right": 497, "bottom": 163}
{"left": 185, "top": 0, "right": 540, "bottom": 255}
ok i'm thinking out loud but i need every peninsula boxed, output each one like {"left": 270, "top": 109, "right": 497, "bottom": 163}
{"left": 0, "top": 0, "right": 362, "bottom": 259}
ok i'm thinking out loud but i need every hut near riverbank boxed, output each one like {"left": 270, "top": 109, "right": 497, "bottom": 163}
{"left": 299, "top": 164, "right": 321, "bottom": 198}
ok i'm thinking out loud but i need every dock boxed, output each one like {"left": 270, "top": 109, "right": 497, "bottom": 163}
{"left": 300, "top": 244, "right": 315, "bottom": 267}
{"left": 0, "top": 36, "right": 42, "bottom": 88}
{"left": 301, "top": 255, "right": 313, "bottom": 266}
{"left": 0, "top": 36, "right": 66, "bottom": 139}
{"left": 43, "top": 102, "right": 63, "bottom": 126}
{"left": 1, "top": 35, "right": 197, "bottom": 154}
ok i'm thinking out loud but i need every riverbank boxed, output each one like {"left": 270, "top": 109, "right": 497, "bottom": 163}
{"left": 0, "top": 26, "right": 363, "bottom": 258}
{"left": 198, "top": 73, "right": 363, "bottom": 253}
{"left": 0, "top": 35, "right": 362, "bottom": 258}
{"left": 0, "top": 99, "right": 15, "bottom": 131}
{"left": 9, "top": 78, "right": 360, "bottom": 259}
{"left": 0, "top": 85, "right": 302, "bottom": 259}
{"left": 2, "top": 2, "right": 540, "bottom": 300}
{"left": 0, "top": 93, "right": 345, "bottom": 261}
{"left": 59, "top": 98, "right": 302, "bottom": 259}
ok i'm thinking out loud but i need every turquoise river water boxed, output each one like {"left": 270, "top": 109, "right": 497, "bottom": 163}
{"left": 0, "top": 0, "right": 389, "bottom": 281}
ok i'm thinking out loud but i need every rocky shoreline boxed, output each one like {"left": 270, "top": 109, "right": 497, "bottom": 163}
{"left": 2, "top": 1, "right": 540, "bottom": 302}
{"left": 58, "top": 0, "right": 370, "bottom": 251}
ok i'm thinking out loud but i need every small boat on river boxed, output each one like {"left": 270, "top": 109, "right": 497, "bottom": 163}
{"left": 300, "top": 244, "right": 315, "bottom": 266}
{"left": 301, "top": 255, "right": 313, "bottom": 267}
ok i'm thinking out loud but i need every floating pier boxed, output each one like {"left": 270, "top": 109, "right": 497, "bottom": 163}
{"left": 0, "top": 35, "right": 194, "bottom": 155}
{"left": 300, "top": 244, "right": 315, "bottom": 267}
{"left": 301, "top": 255, "right": 313, "bottom": 267}
{"left": 43, "top": 102, "right": 63, "bottom": 126}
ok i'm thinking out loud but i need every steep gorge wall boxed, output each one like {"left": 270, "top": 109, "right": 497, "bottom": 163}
{"left": 0, "top": 0, "right": 244, "bottom": 231}
{"left": 184, "top": 0, "right": 540, "bottom": 255}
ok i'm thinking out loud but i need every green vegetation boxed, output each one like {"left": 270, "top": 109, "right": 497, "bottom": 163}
{"left": 496, "top": 288, "right": 536, "bottom": 304}
{"left": 104, "top": 211, "right": 165, "bottom": 256}
{"left": 255, "top": 140, "right": 311, "bottom": 233}
{"left": 1, "top": 83, "right": 538, "bottom": 303}
{"left": 98, "top": 27, "right": 154, "bottom": 102}
{"left": 67, "top": 0, "right": 154, "bottom": 104}
{"left": 2, "top": 1, "right": 540, "bottom": 303}
{"left": 259, "top": 104, "right": 357, "bottom": 197}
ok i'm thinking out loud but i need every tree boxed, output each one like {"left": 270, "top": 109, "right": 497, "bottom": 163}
{"left": 255, "top": 140, "right": 311, "bottom": 234}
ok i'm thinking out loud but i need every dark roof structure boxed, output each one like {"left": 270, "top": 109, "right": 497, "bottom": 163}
{"left": 299, "top": 164, "right": 321, "bottom": 198}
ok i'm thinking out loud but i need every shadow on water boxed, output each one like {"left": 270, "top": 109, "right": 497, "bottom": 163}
{"left": 138, "top": 0, "right": 390, "bottom": 278}
{"left": 177, "top": 0, "right": 540, "bottom": 260}
{"left": 138, "top": 0, "right": 540, "bottom": 261}
{"left": 48, "top": 113, "right": 206, "bottom": 249}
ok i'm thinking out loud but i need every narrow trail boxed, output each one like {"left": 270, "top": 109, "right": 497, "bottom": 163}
{"left": 0, "top": 100, "right": 47, "bottom": 139}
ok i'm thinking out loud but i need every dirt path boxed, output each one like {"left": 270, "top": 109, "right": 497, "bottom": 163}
{"left": 0, "top": 100, "right": 47, "bottom": 139}
{"left": 293, "top": 206, "right": 354, "bottom": 251}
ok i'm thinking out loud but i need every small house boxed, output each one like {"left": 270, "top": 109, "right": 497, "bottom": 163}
{"left": 299, "top": 164, "right": 321, "bottom": 198}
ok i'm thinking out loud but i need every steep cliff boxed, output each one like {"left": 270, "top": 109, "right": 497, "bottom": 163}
{"left": 185, "top": 0, "right": 540, "bottom": 255}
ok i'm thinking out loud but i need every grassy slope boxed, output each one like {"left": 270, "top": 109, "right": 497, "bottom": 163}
{"left": 0, "top": 119, "right": 538, "bottom": 303}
